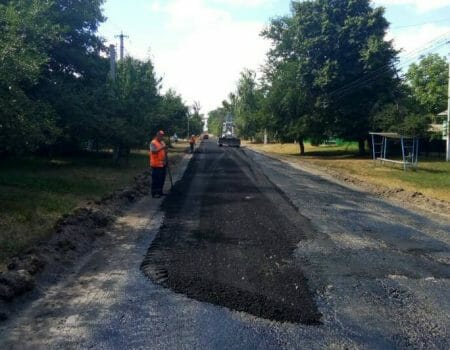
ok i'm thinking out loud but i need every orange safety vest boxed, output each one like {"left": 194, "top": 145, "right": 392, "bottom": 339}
{"left": 149, "top": 139, "right": 166, "bottom": 168}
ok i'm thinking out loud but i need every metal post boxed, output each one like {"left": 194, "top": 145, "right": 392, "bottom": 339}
{"left": 446, "top": 60, "right": 450, "bottom": 161}
{"left": 401, "top": 137, "right": 406, "bottom": 171}
{"left": 371, "top": 134, "right": 376, "bottom": 161}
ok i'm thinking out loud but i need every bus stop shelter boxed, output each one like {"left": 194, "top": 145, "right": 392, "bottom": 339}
{"left": 369, "top": 132, "right": 419, "bottom": 171}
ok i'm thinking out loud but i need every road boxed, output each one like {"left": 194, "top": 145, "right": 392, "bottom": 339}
{"left": 0, "top": 139, "right": 449, "bottom": 349}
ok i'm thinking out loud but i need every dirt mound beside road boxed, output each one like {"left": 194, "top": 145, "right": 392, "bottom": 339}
{"left": 0, "top": 170, "right": 153, "bottom": 320}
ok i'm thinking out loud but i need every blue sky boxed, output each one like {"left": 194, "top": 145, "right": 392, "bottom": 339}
{"left": 99, "top": 0, "right": 450, "bottom": 113}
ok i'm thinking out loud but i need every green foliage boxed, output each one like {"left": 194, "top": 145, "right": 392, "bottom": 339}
{"left": 208, "top": 107, "right": 227, "bottom": 136}
{"left": 406, "top": 53, "right": 448, "bottom": 115}
{"left": 0, "top": 0, "right": 191, "bottom": 159}
{"left": 234, "top": 69, "right": 265, "bottom": 139}
{"left": 373, "top": 102, "right": 431, "bottom": 137}
{"left": 0, "top": 0, "right": 60, "bottom": 153}
{"left": 160, "top": 89, "right": 189, "bottom": 137}
{"left": 263, "top": 0, "right": 398, "bottom": 147}
{"left": 209, "top": 0, "right": 399, "bottom": 154}
{"left": 106, "top": 57, "right": 161, "bottom": 152}
{"left": 33, "top": 0, "right": 108, "bottom": 153}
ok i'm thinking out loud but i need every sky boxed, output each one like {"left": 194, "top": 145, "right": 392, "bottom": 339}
{"left": 98, "top": 0, "right": 450, "bottom": 113}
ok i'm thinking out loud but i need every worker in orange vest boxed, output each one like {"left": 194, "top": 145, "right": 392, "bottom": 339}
{"left": 189, "top": 134, "right": 196, "bottom": 154}
{"left": 149, "top": 130, "right": 168, "bottom": 198}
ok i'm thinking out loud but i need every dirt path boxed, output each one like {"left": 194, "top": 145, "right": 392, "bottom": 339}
{"left": 0, "top": 139, "right": 448, "bottom": 349}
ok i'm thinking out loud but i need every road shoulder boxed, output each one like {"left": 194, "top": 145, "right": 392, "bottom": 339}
{"left": 244, "top": 146, "right": 450, "bottom": 222}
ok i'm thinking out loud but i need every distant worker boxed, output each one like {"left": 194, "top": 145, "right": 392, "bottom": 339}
{"left": 189, "top": 134, "right": 196, "bottom": 154}
{"left": 149, "top": 130, "right": 168, "bottom": 198}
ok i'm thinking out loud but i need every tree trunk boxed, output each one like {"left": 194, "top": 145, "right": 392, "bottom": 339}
{"left": 358, "top": 138, "right": 366, "bottom": 156}
{"left": 298, "top": 137, "right": 305, "bottom": 156}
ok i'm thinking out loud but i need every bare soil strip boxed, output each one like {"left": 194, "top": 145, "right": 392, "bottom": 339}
{"left": 0, "top": 169, "right": 154, "bottom": 320}
{"left": 142, "top": 141, "right": 321, "bottom": 324}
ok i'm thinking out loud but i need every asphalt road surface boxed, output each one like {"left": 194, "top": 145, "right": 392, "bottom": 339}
{"left": 0, "top": 138, "right": 449, "bottom": 349}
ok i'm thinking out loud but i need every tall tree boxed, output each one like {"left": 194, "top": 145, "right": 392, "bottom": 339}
{"left": 406, "top": 54, "right": 448, "bottom": 116}
{"left": 33, "top": 0, "right": 108, "bottom": 153}
{"left": 234, "top": 69, "right": 265, "bottom": 140}
{"left": 159, "top": 89, "right": 189, "bottom": 138}
{"left": 106, "top": 57, "right": 161, "bottom": 162}
{"left": 0, "top": 0, "right": 60, "bottom": 153}
{"left": 188, "top": 101, "right": 204, "bottom": 136}
{"left": 262, "top": 0, "right": 398, "bottom": 154}
{"left": 208, "top": 107, "right": 227, "bottom": 136}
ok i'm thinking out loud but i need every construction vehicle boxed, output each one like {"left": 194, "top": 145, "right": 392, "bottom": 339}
{"left": 218, "top": 113, "right": 241, "bottom": 147}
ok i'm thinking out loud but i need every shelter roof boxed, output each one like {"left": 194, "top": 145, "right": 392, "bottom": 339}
{"left": 369, "top": 132, "right": 417, "bottom": 139}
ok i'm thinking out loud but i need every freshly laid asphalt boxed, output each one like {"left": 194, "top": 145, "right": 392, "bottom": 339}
{"left": 0, "top": 138, "right": 449, "bottom": 349}
{"left": 142, "top": 140, "right": 320, "bottom": 324}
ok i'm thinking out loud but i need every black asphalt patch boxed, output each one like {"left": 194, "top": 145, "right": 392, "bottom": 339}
{"left": 142, "top": 140, "right": 321, "bottom": 324}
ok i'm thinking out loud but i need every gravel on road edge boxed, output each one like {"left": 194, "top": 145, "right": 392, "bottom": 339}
{"left": 245, "top": 147, "right": 450, "bottom": 221}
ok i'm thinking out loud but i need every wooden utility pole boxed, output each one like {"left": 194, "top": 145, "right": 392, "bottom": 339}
{"left": 109, "top": 44, "right": 116, "bottom": 81}
{"left": 447, "top": 57, "right": 450, "bottom": 161}
{"left": 115, "top": 32, "right": 129, "bottom": 61}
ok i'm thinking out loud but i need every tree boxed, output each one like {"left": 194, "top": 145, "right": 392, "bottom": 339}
{"left": 105, "top": 57, "right": 161, "bottom": 162}
{"left": 32, "top": 0, "right": 108, "bottom": 154}
{"left": 262, "top": 0, "right": 399, "bottom": 154}
{"left": 188, "top": 101, "right": 204, "bottom": 136}
{"left": 406, "top": 54, "right": 448, "bottom": 116}
{"left": 159, "top": 89, "right": 189, "bottom": 138}
{"left": 208, "top": 107, "right": 227, "bottom": 136}
{"left": 0, "top": 0, "right": 60, "bottom": 153}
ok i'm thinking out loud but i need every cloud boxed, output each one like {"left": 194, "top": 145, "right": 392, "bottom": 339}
{"left": 375, "top": 0, "right": 450, "bottom": 12}
{"left": 147, "top": 0, "right": 270, "bottom": 112}
{"left": 211, "top": 0, "right": 271, "bottom": 6}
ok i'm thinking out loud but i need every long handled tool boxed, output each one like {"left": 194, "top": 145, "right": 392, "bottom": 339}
{"left": 166, "top": 151, "right": 174, "bottom": 190}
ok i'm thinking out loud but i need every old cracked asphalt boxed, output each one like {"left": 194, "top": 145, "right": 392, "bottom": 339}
{"left": 0, "top": 138, "right": 449, "bottom": 349}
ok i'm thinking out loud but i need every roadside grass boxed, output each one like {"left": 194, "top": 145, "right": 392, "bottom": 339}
{"left": 0, "top": 142, "right": 188, "bottom": 266}
{"left": 245, "top": 142, "right": 450, "bottom": 202}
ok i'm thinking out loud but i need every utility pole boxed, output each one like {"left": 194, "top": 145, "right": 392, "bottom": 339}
{"left": 187, "top": 113, "right": 190, "bottom": 140}
{"left": 447, "top": 57, "right": 450, "bottom": 161}
{"left": 115, "top": 32, "right": 129, "bottom": 61}
{"left": 109, "top": 44, "right": 116, "bottom": 81}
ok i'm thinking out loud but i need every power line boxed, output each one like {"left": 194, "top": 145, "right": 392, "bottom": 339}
{"left": 330, "top": 41, "right": 448, "bottom": 100}
{"left": 327, "top": 32, "right": 450, "bottom": 99}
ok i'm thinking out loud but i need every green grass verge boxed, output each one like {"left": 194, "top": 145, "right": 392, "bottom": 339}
{"left": 0, "top": 151, "right": 149, "bottom": 265}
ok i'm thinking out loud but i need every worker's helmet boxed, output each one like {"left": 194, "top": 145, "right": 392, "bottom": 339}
{"left": 157, "top": 130, "right": 165, "bottom": 136}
